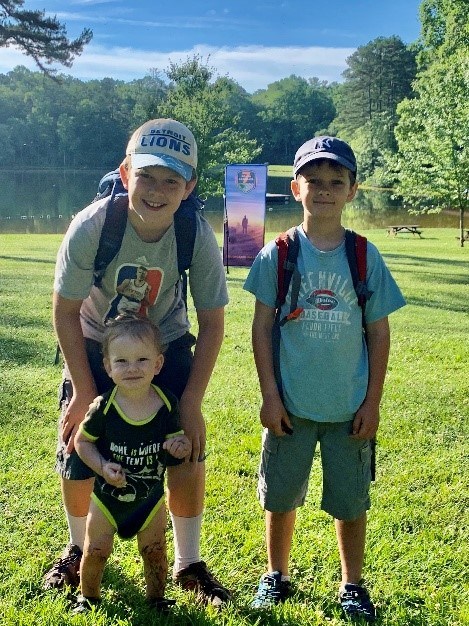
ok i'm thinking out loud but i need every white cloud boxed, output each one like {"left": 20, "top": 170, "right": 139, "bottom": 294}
{"left": 0, "top": 43, "right": 354, "bottom": 92}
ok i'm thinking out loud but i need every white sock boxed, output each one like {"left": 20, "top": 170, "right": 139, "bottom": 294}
{"left": 66, "top": 512, "right": 87, "bottom": 551}
{"left": 170, "top": 512, "right": 202, "bottom": 575}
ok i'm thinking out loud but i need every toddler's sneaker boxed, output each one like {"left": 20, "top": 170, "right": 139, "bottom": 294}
{"left": 173, "top": 560, "right": 231, "bottom": 608}
{"left": 71, "top": 594, "right": 101, "bottom": 614}
{"left": 339, "top": 582, "right": 376, "bottom": 622}
{"left": 252, "top": 571, "right": 291, "bottom": 608}
{"left": 43, "top": 543, "right": 82, "bottom": 590}
{"left": 147, "top": 597, "right": 177, "bottom": 613}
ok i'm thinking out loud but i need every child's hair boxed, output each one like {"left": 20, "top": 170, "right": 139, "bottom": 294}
{"left": 296, "top": 158, "right": 357, "bottom": 185}
{"left": 102, "top": 314, "right": 166, "bottom": 359}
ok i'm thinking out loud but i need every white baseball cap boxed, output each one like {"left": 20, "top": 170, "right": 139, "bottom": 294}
{"left": 126, "top": 118, "right": 197, "bottom": 181}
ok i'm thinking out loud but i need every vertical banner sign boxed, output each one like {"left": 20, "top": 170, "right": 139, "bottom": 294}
{"left": 223, "top": 164, "right": 267, "bottom": 267}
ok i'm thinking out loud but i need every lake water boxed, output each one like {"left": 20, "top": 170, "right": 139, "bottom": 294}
{"left": 0, "top": 169, "right": 460, "bottom": 235}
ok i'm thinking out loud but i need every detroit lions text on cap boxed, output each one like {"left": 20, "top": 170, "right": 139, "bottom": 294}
{"left": 138, "top": 130, "right": 193, "bottom": 160}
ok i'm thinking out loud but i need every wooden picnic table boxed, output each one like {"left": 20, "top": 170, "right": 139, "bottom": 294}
{"left": 387, "top": 224, "right": 422, "bottom": 237}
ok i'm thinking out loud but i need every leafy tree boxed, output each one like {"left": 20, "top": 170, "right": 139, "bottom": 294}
{"left": 418, "top": 0, "right": 469, "bottom": 66}
{"left": 335, "top": 36, "right": 416, "bottom": 136}
{"left": 252, "top": 75, "right": 335, "bottom": 165}
{"left": 393, "top": 0, "right": 469, "bottom": 245}
{"left": 349, "top": 112, "right": 396, "bottom": 186}
{"left": 331, "top": 36, "right": 417, "bottom": 183}
{"left": 0, "top": 0, "right": 92, "bottom": 77}
{"left": 157, "top": 55, "right": 261, "bottom": 196}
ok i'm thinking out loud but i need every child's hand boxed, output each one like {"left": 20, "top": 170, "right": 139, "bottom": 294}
{"left": 260, "top": 392, "right": 293, "bottom": 437}
{"left": 351, "top": 402, "right": 380, "bottom": 440}
{"left": 102, "top": 461, "right": 127, "bottom": 487}
{"left": 163, "top": 435, "right": 192, "bottom": 460}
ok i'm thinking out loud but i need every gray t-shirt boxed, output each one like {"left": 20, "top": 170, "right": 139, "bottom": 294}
{"left": 244, "top": 225, "right": 406, "bottom": 422}
{"left": 54, "top": 197, "right": 228, "bottom": 344}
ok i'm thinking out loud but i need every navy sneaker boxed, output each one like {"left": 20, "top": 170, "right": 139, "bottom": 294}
{"left": 252, "top": 571, "right": 291, "bottom": 608}
{"left": 339, "top": 583, "right": 376, "bottom": 622}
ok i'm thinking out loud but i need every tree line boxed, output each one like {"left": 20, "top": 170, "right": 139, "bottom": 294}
{"left": 0, "top": 36, "right": 415, "bottom": 193}
{"left": 0, "top": 0, "right": 467, "bottom": 240}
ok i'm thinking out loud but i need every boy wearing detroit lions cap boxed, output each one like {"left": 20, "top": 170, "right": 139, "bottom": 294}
{"left": 47, "top": 119, "right": 231, "bottom": 607}
{"left": 244, "top": 135, "right": 405, "bottom": 618}
{"left": 125, "top": 118, "right": 197, "bottom": 181}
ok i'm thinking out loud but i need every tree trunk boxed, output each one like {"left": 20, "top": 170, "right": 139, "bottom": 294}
{"left": 459, "top": 207, "right": 465, "bottom": 247}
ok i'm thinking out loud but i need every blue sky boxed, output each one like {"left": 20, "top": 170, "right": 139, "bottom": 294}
{"left": 1, "top": 0, "right": 423, "bottom": 92}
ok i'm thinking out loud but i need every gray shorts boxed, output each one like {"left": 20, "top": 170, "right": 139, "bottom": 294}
{"left": 55, "top": 333, "right": 195, "bottom": 480}
{"left": 258, "top": 415, "right": 372, "bottom": 520}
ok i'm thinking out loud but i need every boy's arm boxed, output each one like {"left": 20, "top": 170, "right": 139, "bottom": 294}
{"left": 252, "top": 300, "right": 292, "bottom": 437}
{"left": 75, "top": 430, "right": 126, "bottom": 488}
{"left": 178, "top": 306, "right": 224, "bottom": 462}
{"left": 351, "top": 316, "right": 390, "bottom": 440}
{"left": 53, "top": 291, "right": 98, "bottom": 453}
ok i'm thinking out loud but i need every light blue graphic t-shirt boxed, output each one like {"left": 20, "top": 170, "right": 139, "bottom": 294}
{"left": 244, "top": 226, "right": 406, "bottom": 422}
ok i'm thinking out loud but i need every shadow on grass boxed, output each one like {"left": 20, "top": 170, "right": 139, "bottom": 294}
{"left": 383, "top": 253, "right": 469, "bottom": 269}
{"left": 0, "top": 255, "right": 56, "bottom": 265}
{"left": 0, "top": 335, "right": 56, "bottom": 367}
{"left": 404, "top": 294, "right": 468, "bottom": 314}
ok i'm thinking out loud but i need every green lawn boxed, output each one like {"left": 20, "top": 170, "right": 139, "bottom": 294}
{"left": 0, "top": 230, "right": 468, "bottom": 625}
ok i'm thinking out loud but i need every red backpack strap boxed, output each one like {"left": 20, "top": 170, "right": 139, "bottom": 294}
{"left": 355, "top": 233, "right": 368, "bottom": 308}
{"left": 275, "top": 227, "right": 303, "bottom": 322}
{"left": 275, "top": 231, "right": 290, "bottom": 307}
{"left": 273, "top": 227, "right": 304, "bottom": 401}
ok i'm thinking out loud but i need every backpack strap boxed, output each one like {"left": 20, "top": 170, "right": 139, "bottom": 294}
{"left": 93, "top": 186, "right": 128, "bottom": 287}
{"left": 344, "top": 229, "right": 377, "bottom": 480}
{"left": 273, "top": 226, "right": 303, "bottom": 399}
{"left": 174, "top": 193, "right": 203, "bottom": 275}
{"left": 276, "top": 227, "right": 304, "bottom": 324}
{"left": 344, "top": 229, "right": 373, "bottom": 330}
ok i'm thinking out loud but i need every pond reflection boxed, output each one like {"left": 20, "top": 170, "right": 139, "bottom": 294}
{"left": 0, "top": 170, "right": 459, "bottom": 234}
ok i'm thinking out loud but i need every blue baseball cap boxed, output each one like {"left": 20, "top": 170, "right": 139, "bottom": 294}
{"left": 293, "top": 136, "right": 357, "bottom": 177}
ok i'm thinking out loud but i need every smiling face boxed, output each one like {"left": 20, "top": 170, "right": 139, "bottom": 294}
{"left": 119, "top": 161, "right": 196, "bottom": 239}
{"left": 291, "top": 160, "right": 358, "bottom": 222}
{"left": 104, "top": 334, "right": 164, "bottom": 393}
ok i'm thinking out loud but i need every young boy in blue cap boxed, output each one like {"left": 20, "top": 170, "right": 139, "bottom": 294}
{"left": 244, "top": 136, "right": 405, "bottom": 620}
{"left": 45, "top": 118, "right": 231, "bottom": 607}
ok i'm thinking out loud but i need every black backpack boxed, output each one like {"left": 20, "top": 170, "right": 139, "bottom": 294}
{"left": 92, "top": 169, "right": 204, "bottom": 305}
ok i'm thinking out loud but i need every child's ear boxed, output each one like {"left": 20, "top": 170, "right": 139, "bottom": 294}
{"left": 154, "top": 353, "right": 164, "bottom": 376}
{"left": 103, "top": 358, "right": 112, "bottom": 376}
{"left": 119, "top": 161, "right": 129, "bottom": 190}
{"left": 182, "top": 177, "right": 197, "bottom": 200}
{"left": 347, "top": 181, "right": 359, "bottom": 202}
{"left": 291, "top": 178, "right": 301, "bottom": 201}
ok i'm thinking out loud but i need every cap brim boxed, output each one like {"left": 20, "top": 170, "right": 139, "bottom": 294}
{"left": 130, "top": 153, "right": 193, "bottom": 181}
{"left": 294, "top": 152, "right": 356, "bottom": 176}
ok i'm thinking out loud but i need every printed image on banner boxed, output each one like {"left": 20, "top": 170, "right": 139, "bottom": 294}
{"left": 224, "top": 164, "right": 267, "bottom": 267}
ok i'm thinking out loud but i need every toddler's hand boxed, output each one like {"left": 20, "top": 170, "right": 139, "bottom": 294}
{"left": 102, "top": 461, "right": 127, "bottom": 487}
{"left": 163, "top": 435, "right": 192, "bottom": 460}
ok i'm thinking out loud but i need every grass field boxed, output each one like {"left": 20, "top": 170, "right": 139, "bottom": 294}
{"left": 0, "top": 229, "right": 468, "bottom": 626}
